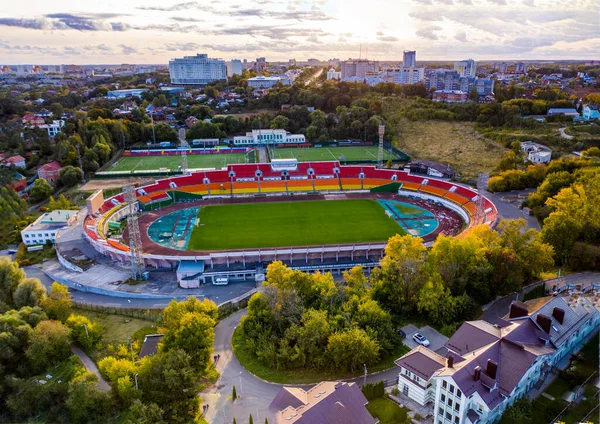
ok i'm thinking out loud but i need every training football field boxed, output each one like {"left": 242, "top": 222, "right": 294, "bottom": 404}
{"left": 110, "top": 153, "right": 252, "bottom": 172}
{"left": 187, "top": 199, "right": 405, "bottom": 250}
{"left": 272, "top": 146, "right": 400, "bottom": 162}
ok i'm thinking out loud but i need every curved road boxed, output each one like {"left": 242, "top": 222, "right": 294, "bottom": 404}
{"left": 559, "top": 127, "right": 574, "bottom": 140}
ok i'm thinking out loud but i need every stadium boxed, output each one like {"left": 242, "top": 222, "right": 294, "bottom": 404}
{"left": 83, "top": 148, "right": 498, "bottom": 289}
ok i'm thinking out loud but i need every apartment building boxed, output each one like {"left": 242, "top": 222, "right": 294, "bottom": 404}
{"left": 168, "top": 54, "right": 226, "bottom": 85}
{"left": 341, "top": 59, "right": 379, "bottom": 80}
{"left": 454, "top": 59, "right": 476, "bottom": 77}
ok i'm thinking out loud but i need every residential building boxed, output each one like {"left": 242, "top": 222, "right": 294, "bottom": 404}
{"left": 341, "top": 59, "right": 378, "bottom": 80}
{"left": 289, "top": 59, "right": 297, "bottom": 67}
{"left": 493, "top": 62, "right": 508, "bottom": 73}
{"left": 454, "top": 59, "right": 476, "bottom": 77}
{"left": 11, "top": 172, "right": 27, "bottom": 193}
{"left": 582, "top": 105, "right": 600, "bottom": 121}
{"left": 514, "top": 62, "right": 528, "bottom": 74}
{"left": 395, "top": 297, "right": 600, "bottom": 424}
{"left": 168, "top": 54, "right": 227, "bottom": 85}
{"left": 233, "top": 129, "right": 305, "bottom": 146}
{"left": 247, "top": 76, "right": 290, "bottom": 89}
{"left": 21, "top": 209, "right": 77, "bottom": 245}
{"left": 383, "top": 67, "right": 425, "bottom": 85}
{"left": 22, "top": 113, "right": 45, "bottom": 127}
{"left": 255, "top": 57, "right": 267, "bottom": 73}
{"left": 269, "top": 381, "right": 376, "bottom": 424}
{"left": 40, "top": 120, "right": 65, "bottom": 137}
{"left": 520, "top": 141, "right": 552, "bottom": 164}
{"left": 37, "top": 161, "right": 62, "bottom": 184}
{"left": 403, "top": 50, "right": 417, "bottom": 68}
{"left": 326, "top": 67, "right": 341, "bottom": 80}
{"left": 185, "top": 116, "right": 199, "bottom": 128}
{"left": 432, "top": 90, "right": 467, "bottom": 103}
{"left": 107, "top": 88, "right": 149, "bottom": 99}
{"left": 475, "top": 78, "right": 494, "bottom": 96}
{"left": 307, "top": 58, "right": 320, "bottom": 66}
{"left": 547, "top": 108, "right": 580, "bottom": 117}
{"left": 226, "top": 59, "right": 243, "bottom": 77}
{"left": 4, "top": 155, "right": 26, "bottom": 169}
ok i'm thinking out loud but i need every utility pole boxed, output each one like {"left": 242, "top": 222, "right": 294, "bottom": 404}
{"left": 151, "top": 113, "right": 156, "bottom": 145}
{"left": 75, "top": 144, "right": 86, "bottom": 183}
{"left": 378, "top": 124, "right": 385, "bottom": 169}
{"left": 363, "top": 363, "right": 367, "bottom": 386}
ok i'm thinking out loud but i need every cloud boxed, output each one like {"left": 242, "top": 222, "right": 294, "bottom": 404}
{"left": 376, "top": 32, "right": 399, "bottom": 42}
{"left": 0, "top": 14, "right": 130, "bottom": 31}
{"left": 165, "top": 42, "right": 202, "bottom": 50}
{"left": 454, "top": 31, "right": 467, "bottom": 41}
{"left": 0, "top": 18, "right": 50, "bottom": 30}
{"left": 120, "top": 44, "right": 138, "bottom": 55}
{"left": 415, "top": 25, "right": 442, "bottom": 40}
{"left": 137, "top": 2, "right": 205, "bottom": 11}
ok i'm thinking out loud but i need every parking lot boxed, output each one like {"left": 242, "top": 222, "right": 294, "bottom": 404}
{"left": 401, "top": 324, "right": 449, "bottom": 356}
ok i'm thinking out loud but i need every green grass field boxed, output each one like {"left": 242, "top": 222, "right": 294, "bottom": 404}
{"left": 187, "top": 199, "right": 405, "bottom": 250}
{"left": 272, "top": 146, "right": 400, "bottom": 162}
{"left": 110, "top": 152, "right": 252, "bottom": 172}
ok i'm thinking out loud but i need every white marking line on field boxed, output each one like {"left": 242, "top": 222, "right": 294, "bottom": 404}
{"left": 326, "top": 148, "right": 337, "bottom": 160}
{"left": 365, "top": 148, "right": 377, "bottom": 159}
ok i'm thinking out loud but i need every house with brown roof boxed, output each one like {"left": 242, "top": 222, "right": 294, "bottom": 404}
{"left": 4, "top": 155, "right": 26, "bottom": 169}
{"left": 395, "top": 296, "right": 600, "bottom": 424}
{"left": 269, "top": 381, "right": 377, "bottom": 424}
{"left": 38, "top": 161, "right": 62, "bottom": 184}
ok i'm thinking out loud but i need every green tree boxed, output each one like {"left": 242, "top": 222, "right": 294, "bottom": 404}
{"left": 26, "top": 319, "right": 71, "bottom": 372}
{"left": 49, "top": 102, "right": 64, "bottom": 117}
{"left": 468, "top": 86, "right": 479, "bottom": 101}
{"left": 13, "top": 277, "right": 47, "bottom": 308}
{"left": 326, "top": 327, "right": 380, "bottom": 372}
{"left": 0, "top": 256, "right": 26, "bottom": 309}
{"left": 153, "top": 123, "right": 178, "bottom": 143}
{"left": 66, "top": 371, "right": 112, "bottom": 424}
{"left": 66, "top": 314, "right": 104, "bottom": 352}
{"left": 42, "top": 282, "right": 72, "bottom": 321}
{"left": 232, "top": 385, "right": 237, "bottom": 401}
{"left": 29, "top": 178, "right": 53, "bottom": 203}
{"left": 249, "top": 414, "right": 254, "bottom": 424}
{"left": 270, "top": 115, "right": 290, "bottom": 130}
{"left": 123, "top": 400, "right": 166, "bottom": 424}
{"left": 57, "top": 165, "right": 83, "bottom": 187}
{"left": 417, "top": 278, "right": 458, "bottom": 326}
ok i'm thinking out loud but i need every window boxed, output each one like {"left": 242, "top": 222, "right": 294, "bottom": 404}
{"left": 439, "top": 408, "right": 444, "bottom": 416}
{"left": 441, "top": 394, "right": 446, "bottom": 402}
{"left": 478, "top": 403, "right": 483, "bottom": 412}
{"left": 455, "top": 402, "right": 460, "bottom": 411}
{"left": 457, "top": 389, "right": 462, "bottom": 398}
{"left": 447, "top": 398, "right": 452, "bottom": 406}
{"left": 455, "top": 417, "right": 460, "bottom": 424}
{"left": 442, "top": 381, "right": 448, "bottom": 389}
{"left": 446, "top": 412, "right": 452, "bottom": 420}
{"left": 450, "top": 385, "right": 455, "bottom": 394}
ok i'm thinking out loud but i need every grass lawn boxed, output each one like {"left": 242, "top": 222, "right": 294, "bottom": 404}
{"left": 110, "top": 152, "right": 252, "bottom": 172}
{"left": 398, "top": 121, "right": 507, "bottom": 179}
{"left": 394, "top": 202, "right": 425, "bottom": 216}
{"left": 232, "top": 326, "right": 409, "bottom": 385}
{"left": 366, "top": 398, "right": 411, "bottom": 424}
{"left": 272, "top": 146, "right": 401, "bottom": 162}
{"left": 187, "top": 199, "right": 405, "bottom": 251}
{"left": 71, "top": 308, "right": 158, "bottom": 359}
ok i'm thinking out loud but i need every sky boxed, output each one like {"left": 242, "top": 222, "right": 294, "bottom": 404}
{"left": 0, "top": 0, "right": 599, "bottom": 64}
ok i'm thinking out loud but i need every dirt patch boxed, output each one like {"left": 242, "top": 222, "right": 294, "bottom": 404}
{"left": 81, "top": 177, "right": 157, "bottom": 191}
{"left": 398, "top": 121, "right": 507, "bottom": 179}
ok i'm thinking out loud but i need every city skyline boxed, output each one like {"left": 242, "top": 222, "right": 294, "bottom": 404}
{"left": 0, "top": 0, "right": 598, "bottom": 64}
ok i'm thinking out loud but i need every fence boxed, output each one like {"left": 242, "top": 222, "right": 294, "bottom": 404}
{"left": 71, "top": 300, "right": 163, "bottom": 321}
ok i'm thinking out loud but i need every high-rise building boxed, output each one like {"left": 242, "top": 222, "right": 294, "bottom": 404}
{"left": 514, "top": 62, "right": 528, "bottom": 74}
{"left": 493, "top": 62, "right": 508, "bottom": 73}
{"left": 340, "top": 59, "right": 378, "bottom": 80}
{"left": 383, "top": 67, "right": 425, "bottom": 85}
{"left": 255, "top": 57, "right": 267, "bottom": 73}
{"left": 454, "top": 59, "right": 476, "bottom": 77}
{"left": 226, "top": 59, "right": 243, "bottom": 77}
{"left": 403, "top": 50, "right": 417, "bottom": 68}
{"left": 168, "top": 54, "right": 226, "bottom": 85}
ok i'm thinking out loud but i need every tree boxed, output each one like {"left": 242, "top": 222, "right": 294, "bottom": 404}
{"left": 0, "top": 256, "right": 26, "bottom": 309}
{"left": 232, "top": 385, "right": 237, "bottom": 401}
{"left": 270, "top": 115, "right": 289, "bottom": 130}
{"left": 29, "top": 178, "right": 53, "bottom": 203}
{"left": 249, "top": 414, "right": 254, "bottom": 424}
{"left": 417, "top": 278, "right": 458, "bottom": 326}
{"left": 42, "top": 282, "right": 72, "bottom": 321}
{"left": 26, "top": 319, "right": 71, "bottom": 372}
{"left": 123, "top": 400, "right": 166, "bottom": 424}
{"left": 66, "top": 371, "right": 112, "bottom": 424}
{"left": 326, "top": 327, "right": 380, "bottom": 372}
{"left": 153, "top": 123, "right": 178, "bottom": 143}
{"left": 49, "top": 102, "right": 64, "bottom": 117}
{"left": 57, "top": 165, "right": 83, "bottom": 187}
{"left": 66, "top": 314, "right": 104, "bottom": 352}
{"left": 468, "top": 87, "right": 479, "bottom": 101}
{"left": 13, "top": 277, "right": 47, "bottom": 308}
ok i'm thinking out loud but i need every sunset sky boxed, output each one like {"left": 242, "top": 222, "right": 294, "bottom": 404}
{"left": 0, "top": 0, "right": 598, "bottom": 64}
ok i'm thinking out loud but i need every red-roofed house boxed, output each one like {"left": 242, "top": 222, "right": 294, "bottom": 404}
{"left": 4, "top": 155, "right": 26, "bottom": 169}
{"left": 38, "top": 161, "right": 62, "bottom": 184}
{"left": 11, "top": 172, "right": 27, "bottom": 193}
{"left": 22, "top": 114, "right": 45, "bottom": 127}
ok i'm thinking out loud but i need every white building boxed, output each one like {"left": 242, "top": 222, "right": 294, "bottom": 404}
{"left": 395, "top": 297, "right": 600, "bottom": 424}
{"left": 233, "top": 129, "right": 305, "bottom": 146}
{"left": 107, "top": 88, "right": 149, "bottom": 99}
{"left": 383, "top": 67, "right": 425, "bottom": 84}
{"left": 21, "top": 210, "right": 77, "bottom": 245}
{"left": 40, "top": 120, "right": 65, "bottom": 138}
{"left": 341, "top": 59, "right": 378, "bottom": 80}
{"left": 327, "top": 67, "right": 341, "bottom": 80}
{"left": 247, "top": 76, "right": 290, "bottom": 89}
{"left": 226, "top": 59, "right": 243, "bottom": 77}
{"left": 454, "top": 59, "right": 476, "bottom": 78}
{"left": 520, "top": 141, "right": 552, "bottom": 164}
{"left": 403, "top": 50, "right": 417, "bottom": 68}
{"left": 168, "top": 54, "right": 226, "bottom": 85}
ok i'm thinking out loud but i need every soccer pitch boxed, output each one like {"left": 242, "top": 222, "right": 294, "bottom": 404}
{"left": 187, "top": 199, "right": 405, "bottom": 250}
{"left": 111, "top": 153, "right": 251, "bottom": 172}
{"left": 272, "top": 146, "right": 400, "bottom": 162}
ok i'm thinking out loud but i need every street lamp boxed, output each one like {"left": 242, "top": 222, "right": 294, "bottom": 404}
{"left": 134, "top": 373, "right": 139, "bottom": 390}
{"left": 81, "top": 324, "right": 88, "bottom": 338}
{"left": 239, "top": 371, "right": 243, "bottom": 396}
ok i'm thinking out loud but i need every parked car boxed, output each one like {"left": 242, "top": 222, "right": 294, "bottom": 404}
{"left": 397, "top": 329, "right": 406, "bottom": 339}
{"left": 413, "top": 333, "right": 430, "bottom": 347}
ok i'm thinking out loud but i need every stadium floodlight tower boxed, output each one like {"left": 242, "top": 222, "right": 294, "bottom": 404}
{"left": 123, "top": 185, "right": 146, "bottom": 280}
{"left": 181, "top": 148, "right": 188, "bottom": 175}
{"left": 378, "top": 124, "right": 385, "bottom": 168}
{"left": 476, "top": 173, "right": 489, "bottom": 224}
